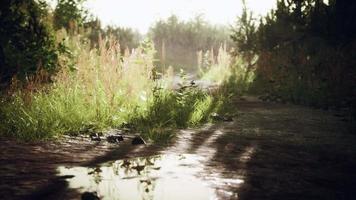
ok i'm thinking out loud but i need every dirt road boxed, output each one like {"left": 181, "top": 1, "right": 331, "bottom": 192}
{"left": 1, "top": 96, "right": 355, "bottom": 200}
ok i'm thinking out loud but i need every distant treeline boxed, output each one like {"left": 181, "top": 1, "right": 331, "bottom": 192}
{"left": 149, "top": 15, "right": 232, "bottom": 71}
{"left": 0, "top": 0, "right": 141, "bottom": 86}
{"left": 231, "top": 0, "right": 356, "bottom": 112}
{"left": 0, "top": 0, "right": 232, "bottom": 86}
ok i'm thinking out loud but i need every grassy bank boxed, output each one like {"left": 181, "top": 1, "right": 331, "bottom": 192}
{"left": 0, "top": 33, "right": 238, "bottom": 142}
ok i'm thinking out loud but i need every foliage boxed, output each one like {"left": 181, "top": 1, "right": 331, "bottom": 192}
{"left": 0, "top": 1, "right": 239, "bottom": 142}
{"left": 103, "top": 26, "right": 141, "bottom": 53}
{"left": 230, "top": 0, "right": 256, "bottom": 55}
{"left": 0, "top": 35, "right": 228, "bottom": 141}
{"left": 0, "top": 0, "right": 59, "bottom": 84}
{"left": 198, "top": 42, "right": 254, "bottom": 95}
{"left": 53, "top": 0, "right": 88, "bottom": 32}
{"left": 82, "top": 17, "right": 103, "bottom": 47}
{"left": 149, "top": 15, "right": 232, "bottom": 72}
{"left": 0, "top": 35, "right": 153, "bottom": 140}
{"left": 199, "top": 44, "right": 232, "bottom": 84}
{"left": 231, "top": 0, "right": 356, "bottom": 113}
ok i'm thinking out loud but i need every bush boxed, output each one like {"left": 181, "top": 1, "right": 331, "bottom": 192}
{"left": 231, "top": 0, "right": 356, "bottom": 113}
{"left": 0, "top": 0, "right": 59, "bottom": 84}
{"left": 0, "top": 34, "right": 234, "bottom": 142}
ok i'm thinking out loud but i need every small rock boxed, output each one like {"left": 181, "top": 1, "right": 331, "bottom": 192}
{"left": 211, "top": 113, "right": 233, "bottom": 122}
{"left": 211, "top": 113, "right": 224, "bottom": 121}
{"left": 90, "top": 133, "right": 101, "bottom": 142}
{"left": 81, "top": 192, "right": 100, "bottom": 200}
{"left": 107, "top": 135, "right": 124, "bottom": 143}
{"left": 131, "top": 136, "right": 146, "bottom": 145}
{"left": 66, "top": 131, "right": 79, "bottom": 137}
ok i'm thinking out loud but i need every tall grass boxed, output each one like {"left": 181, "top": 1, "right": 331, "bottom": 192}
{"left": 0, "top": 32, "right": 232, "bottom": 142}
{"left": 198, "top": 45, "right": 231, "bottom": 84}
{"left": 0, "top": 33, "right": 153, "bottom": 139}
{"left": 198, "top": 44, "right": 255, "bottom": 94}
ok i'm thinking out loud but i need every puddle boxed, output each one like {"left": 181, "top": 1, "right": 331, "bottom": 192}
{"left": 57, "top": 154, "right": 242, "bottom": 200}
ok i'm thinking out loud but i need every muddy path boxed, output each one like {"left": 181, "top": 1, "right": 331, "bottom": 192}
{"left": 1, "top": 96, "right": 355, "bottom": 200}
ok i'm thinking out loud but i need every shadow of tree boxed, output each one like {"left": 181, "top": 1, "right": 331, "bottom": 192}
{"left": 206, "top": 98, "right": 356, "bottom": 200}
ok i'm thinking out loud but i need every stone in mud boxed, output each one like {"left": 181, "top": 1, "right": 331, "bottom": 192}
{"left": 131, "top": 136, "right": 146, "bottom": 145}
{"left": 121, "top": 122, "right": 135, "bottom": 129}
{"left": 106, "top": 135, "right": 124, "bottom": 143}
{"left": 211, "top": 113, "right": 233, "bottom": 122}
{"left": 81, "top": 192, "right": 100, "bottom": 200}
{"left": 90, "top": 133, "right": 101, "bottom": 142}
{"left": 66, "top": 131, "right": 79, "bottom": 137}
{"left": 211, "top": 113, "right": 224, "bottom": 121}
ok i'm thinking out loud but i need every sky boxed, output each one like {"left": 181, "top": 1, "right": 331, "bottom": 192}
{"left": 84, "top": 0, "right": 276, "bottom": 33}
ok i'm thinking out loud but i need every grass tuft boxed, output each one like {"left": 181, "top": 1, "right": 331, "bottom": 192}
{"left": 0, "top": 33, "right": 243, "bottom": 142}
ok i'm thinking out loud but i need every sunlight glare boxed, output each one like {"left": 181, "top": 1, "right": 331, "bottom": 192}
{"left": 85, "top": 0, "right": 276, "bottom": 33}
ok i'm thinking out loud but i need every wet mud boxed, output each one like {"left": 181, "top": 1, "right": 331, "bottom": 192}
{"left": 1, "top": 96, "right": 355, "bottom": 199}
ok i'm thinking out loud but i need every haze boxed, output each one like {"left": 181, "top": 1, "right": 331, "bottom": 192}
{"left": 85, "top": 0, "right": 276, "bottom": 33}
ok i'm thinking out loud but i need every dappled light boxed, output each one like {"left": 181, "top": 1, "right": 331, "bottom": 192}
{"left": 0, "top": 0, "right": 355, "bottom": 199}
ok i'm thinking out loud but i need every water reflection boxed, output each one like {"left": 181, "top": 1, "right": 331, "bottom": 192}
{"left": 57, "top": 154, "right": 242, "bottom": 200}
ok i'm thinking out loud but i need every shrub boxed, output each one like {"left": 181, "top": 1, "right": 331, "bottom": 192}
{"left": 0, "top": 34, "right": 233, "bottom": 142}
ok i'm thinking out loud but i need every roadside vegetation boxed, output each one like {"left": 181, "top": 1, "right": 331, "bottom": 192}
{"left": 230, "top": 0, "right": 356, "bottom": 125}
{"left": 0, "top": 1, "right": 240, "bottom": 142}
{"left": 0, "top": 0, "right": 246, "bottom": 142}
{"left": 2, "top": 0, "right": 353, "bottom": 142}
{"left": 0, "top": 32, "right": 236, "bottom": 141}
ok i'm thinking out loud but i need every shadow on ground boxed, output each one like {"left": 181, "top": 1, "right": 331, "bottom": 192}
{"left": 207, "top": 97, "right": 356, "bottom": 200}
{"left": 1, "top": 96, "right": 355, "bottom": 200}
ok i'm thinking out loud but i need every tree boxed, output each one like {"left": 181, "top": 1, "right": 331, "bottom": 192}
{"left": 53, "top": 0, "right": 88, "bottom": 32}
{"left": 231, "top": 0, "right": 356, "bottom": 110}
{"left": 0, "top": 0, "right": 59, "bottom": 84}
{"left": 149, "top": 15, "right": 232, "bottom": 71}
{"left": 104, "top": 26, "right": 141, "bottom": 53}
{"left": 230, "top": 0, "right": 258, "bottom": 83}
{"left": 230, "top": 0, "right": 257, "bottom": 55}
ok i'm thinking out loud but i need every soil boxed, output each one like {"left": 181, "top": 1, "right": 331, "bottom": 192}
{"left": 0, "top": 96, "right": 355, "bottom": 200}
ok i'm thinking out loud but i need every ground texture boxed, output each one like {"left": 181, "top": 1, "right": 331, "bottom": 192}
{"left": 0, "top": 96, "right": 355, "bottom": 200}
